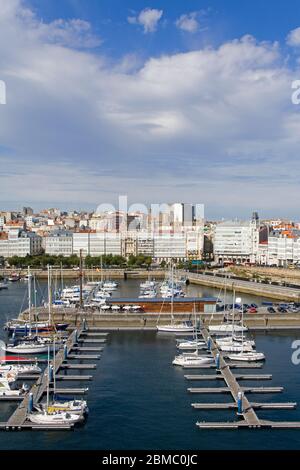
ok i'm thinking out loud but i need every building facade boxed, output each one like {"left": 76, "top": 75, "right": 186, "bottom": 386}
{"left": 44, "top": 230, "right": 73, "bottom": 256}
{"left": 0, "top": 230, "right": 42, "bottom": 258}
{"left": 214, "top": 220, "right": 259, "bottom": 265}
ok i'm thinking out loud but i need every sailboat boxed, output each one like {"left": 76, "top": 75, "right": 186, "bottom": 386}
{"left": 173, "top": 307, "right": 213, "bottom": 366}
{"left": 37, "top": 398, "right": 89, "bottom": 415}
{"left": 28, "top": 344, "right": 82, "bottom": 425}
{"left": 5, "top": 267, "right": 65, "bottom": 355}
{"left": 172, "top": 353, "right": 213, "bottom": 366}
{"left": 0, "top": 376, "right": 28, "bottom": 397}
{"left": 177, "top": 339, "right": 206, "bottom": 350}
{"left": 5, "top": 271, "right": 68, "bottom": 334}
{"left": 157, "top": 264, "right": 194, "bottom": 333}
{"left": 227, "top": 300, "right": 265, "bottom": 362}
{"left": 228, "top": 351, "right": 266, "bottom": 362}
{"left": 5, "top": 268, "right": 49, "bottom": 354}
{"left": 209, "top": 286, "right": 248, "bottom": 335}
{"left": 0, "top": 363, "right": 41, "bottom": 377}
{"left": 35, "top": 339, "right": 88, "bottom": 417}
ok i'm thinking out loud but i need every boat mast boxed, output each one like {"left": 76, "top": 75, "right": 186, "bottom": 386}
{"left": 232, "top": 287, "right": 235, "bottom": 338}
{"left": 53, "top": 336, "right": 56, "bottom": 394}
{"left": 28, "top": 266, "right": 32, "bottom": 336}
{"left": 46, "top": 344, "right": 50, "bottom": 411}
{"left": 224, "top": 274, "right": 227, "bottom": 317}
{"left": 33, "top": 274, "right": 38, "bottom": 335}
{"left": 60, "top": 262, "right": 64, "bottom": 293}
{"left": 47, "top": 265, "right": 52, "bottom": 325}
{"left": 171, "top": 262, "right": 174, "bottom": 323}
{"left": 79, "top": 249, "right": 83, "bottom": 309}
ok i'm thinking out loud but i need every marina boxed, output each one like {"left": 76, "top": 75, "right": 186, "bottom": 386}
{"left": 0, "top": 279, "right": 300, "bottom": 448}
{"left": 183, "top": 326, "right": 300, "bottom": 430}
{"left": 1, "top": 324, "right": 107, "bottom": 431}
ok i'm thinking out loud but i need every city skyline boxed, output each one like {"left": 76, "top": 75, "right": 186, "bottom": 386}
{"left": 1, "top": 1, "right": 300, "bottom": 217}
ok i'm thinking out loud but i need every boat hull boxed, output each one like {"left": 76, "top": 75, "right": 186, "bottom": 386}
{"left": 157, "top": 325, "right": 194, "bottom": 333}
{"left": 4, "top": 323, "right": 69, "bottom": 334}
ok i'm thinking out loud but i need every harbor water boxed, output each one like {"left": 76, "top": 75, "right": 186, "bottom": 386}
{"left": 0, "top": 280, "right": 300, "bottom": 449}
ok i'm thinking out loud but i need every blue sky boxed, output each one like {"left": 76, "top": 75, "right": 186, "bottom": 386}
{"left": 27, "top": 0, "right": 300, "bottom": 56}
{"left": 1, "top": 0, "right": 300, "bottom": 219}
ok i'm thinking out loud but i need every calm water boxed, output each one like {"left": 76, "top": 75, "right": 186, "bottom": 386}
{"left": 0, "top": 280, "right": 300, "bottom": 450}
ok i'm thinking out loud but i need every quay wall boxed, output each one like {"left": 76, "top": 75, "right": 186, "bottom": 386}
{"left": 183, "top": 271, "right": 300, "bottom": 302}
{"left": 0, "top": 268, "right": 166, "bottom": 280}
{"left": 20, "top": 308, "right": 300, "bottom": 331}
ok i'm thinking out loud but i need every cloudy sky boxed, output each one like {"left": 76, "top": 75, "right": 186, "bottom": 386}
{"left": 1, "top": 0, "right": 300, "bottom": 219}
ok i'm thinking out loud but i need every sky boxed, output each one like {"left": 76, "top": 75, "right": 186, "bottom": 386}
{"left": 1, "top": 0, "right": 300, "bottom": 219}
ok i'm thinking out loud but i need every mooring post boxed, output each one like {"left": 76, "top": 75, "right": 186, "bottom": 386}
{"left": 64, "top": 344, "right": 68, "bottom": 360}
{"left": 215, "top": 353, "right": 220, "bottom": 371}
{"left": 48, "top": 365, "right": 54, "bottom": 382}
{"left": 28, "top": 393, "right": 33, "bottom": 413}
{"left": 237, "top": 391, "right": 243, "bottom": 415}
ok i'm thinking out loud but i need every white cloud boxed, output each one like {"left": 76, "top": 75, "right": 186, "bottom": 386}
{"left": 128, "top": 8, "right": 163, "bottom": 33}
{"left": 0, "top": 1, "right": 300, "bottom": 216}
{"left": 36, "top": 19, "right": 102, "bottom": 49}
{"left": 287, "top": 27, "right": 300, "bottom": 47}
{"left": 176, "top": 12, "right": 199, "bottom": 33}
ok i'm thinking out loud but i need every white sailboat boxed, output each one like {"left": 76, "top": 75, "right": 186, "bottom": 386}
{"left": 5, "top": 267, "right": 65, "bottom": 355}
{"left": 29, "top": 410, "right": 81, "bottom": 425}
{"left": 208, "top": 324, "right": 248, "bottom": 334}
{"left": 0, "top": 377, "right": 27, "bottom": 397}
{"left": 38, "top": 399, "right": 88, "bottom": 415}
{"left": 157, "top": 264, "right": 194, "bottom": 333}
{"left": 29, "top": 344, "right": 83, "bottom": 425}
{"left": 4, "top": 341, "right": 50, "bottom": 355}
{"left": 216, "top": 335, "right": 255, "bottom": 346}
{"left": 228, "top": 351, "right": 266, "bottom": 362}
{"left": 177, "top": 340, "right": 206, "bottom": 350}
{"left": 209, "top": 288, "right": 248, "bottom": 335}
{"left": 227, "top": 300, "right": 265, "bottom": 362}
{"left": 218, "top": 342, "right": 253, "bottom": 353}
{"left": 173, "top": 349, "right": 213, "bottom": 367}
{"left": 173, "top": 310, "right": 213, "bottom": 366}
{"left": 0, "top": 364, "right": 41, "bottom": 376}
{"left": 38, "top": 339, "right": 88, "bottom": 416}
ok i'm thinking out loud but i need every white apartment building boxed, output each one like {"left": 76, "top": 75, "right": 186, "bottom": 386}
{"left": 214, "top": 220, "right": 259, "bottom": 264}
{"left": 266, "top": 236, "right": 300, "bottom": 266}
{"left": 136, "top": 233, "right": 154, "bottom": 257}
{"left": 153, "top": 235, "right": 186, "bottom": 262}
{"left": 73, "top": 232, "right": 122, "bottom": 256}
{"left": 186, "top": 230, "right": 203, "bottom": 259}
{"left": 0, "top": 230, "right": 42, "bottom": 258}
{"left": 44, "top": 231, "right": 73, "bottom": 256}
{"left": 25, "top": 216, "right": 34, "bottom": 228}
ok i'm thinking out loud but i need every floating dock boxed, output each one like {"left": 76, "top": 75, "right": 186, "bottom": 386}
{"left": 188, "top": 324, "right": 300, "bottom": 430}
{"left": 3, "top": 323, "right": 108, "bottom": 431}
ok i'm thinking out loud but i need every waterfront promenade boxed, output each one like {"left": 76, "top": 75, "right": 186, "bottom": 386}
{"left": 183, "top": 271, "right": 300, "bottom": 301}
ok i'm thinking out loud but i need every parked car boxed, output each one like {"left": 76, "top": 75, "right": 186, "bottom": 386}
{"left": 277, "top": 307, "right": 288, "bottom": 313}
{"left": 267, "top": 307, "right": 276, "bottom": 314}
{"left": 248, "top": 307, "right": 257, "bottom": 314}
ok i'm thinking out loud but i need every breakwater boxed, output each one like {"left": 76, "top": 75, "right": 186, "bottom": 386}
{"left": 20, "top": 307, "right": 300, "bottom": 331}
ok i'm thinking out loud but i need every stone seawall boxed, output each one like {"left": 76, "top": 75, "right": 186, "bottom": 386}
{"left": 19, "top": 308, "right": 300, "bottom": 331}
